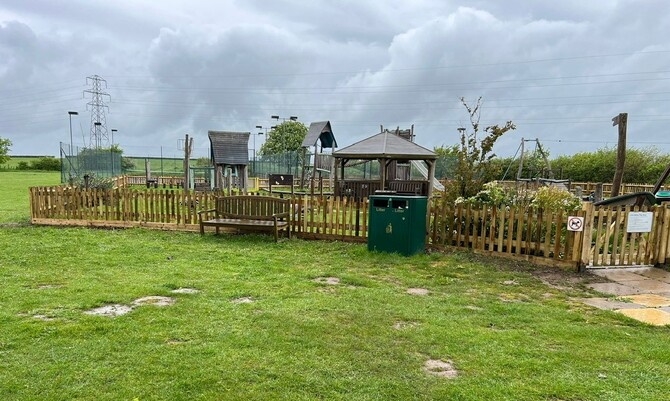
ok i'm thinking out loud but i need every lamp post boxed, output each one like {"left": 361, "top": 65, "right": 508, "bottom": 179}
{"left": 111, "top": 129, "right": 118, "bottom": 175}
{"left": 67, "top": 111, "right": 78, "bottom": 178}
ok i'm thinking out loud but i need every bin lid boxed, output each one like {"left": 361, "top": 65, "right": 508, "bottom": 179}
{"left": 656, "top": 190, "right": 670, "bottom": 199}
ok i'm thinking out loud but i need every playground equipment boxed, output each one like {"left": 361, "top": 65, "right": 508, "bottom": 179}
{"left": 300, "top": 121, "right": 337, "bottom": 189}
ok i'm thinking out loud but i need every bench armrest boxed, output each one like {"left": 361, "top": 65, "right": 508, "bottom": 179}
{"left": 197, "top": 208, "right": 217, "bottom": 222}
{"left": 273, "top": 211, "right": 290, "bottom": 220}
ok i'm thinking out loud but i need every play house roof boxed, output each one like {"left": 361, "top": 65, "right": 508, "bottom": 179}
{"left": 208, "top": 130, "right": 250, "bottom": 165}
{"left": 302, "top": 121, "right": 337, "bottom": 149}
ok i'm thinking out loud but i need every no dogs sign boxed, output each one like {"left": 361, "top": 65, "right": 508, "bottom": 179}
{"left": 567, "top": 216, "right": 584, "bottom": 232}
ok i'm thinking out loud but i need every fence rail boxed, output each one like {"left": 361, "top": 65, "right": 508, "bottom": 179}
{"left": 29, "top": 186, "right": 670, "bottom": 269}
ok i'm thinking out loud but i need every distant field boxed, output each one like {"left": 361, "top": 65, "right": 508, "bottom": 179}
{"left": 0, "top": 171, "right": 60, "bottom": 223}
{"left": 121, "top": 156, "right": 184, "bottom": 175}
{"left": 1, "top": 156, "right": 55, "bottom": 169}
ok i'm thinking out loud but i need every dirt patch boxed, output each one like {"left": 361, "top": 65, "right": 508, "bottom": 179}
{"left": 32, "top": 314, "right": 56, "bottom": 321}
{"left": 36, "top": 284, "right": 63, "bottom": 290}
{"left": 424, "top": 359, "right": 458, "bottom": 379}
{"left": 498, "top": 293, "right": 530, "bottom": 303}
{"left": 231, "top": 296, "right": 255, "bottom": 304}
{"left": 84, "top": 304, "right": 133, "bottom": 317}
{"left": 503, "top": 280, "right": 518, "bottom": 285}
{"left": 465, "top": 305, "right": 483, "bottom": 311}
{"left": 132, "top": 296, "right": 176, "bottom": 307}
{"left": 170, "top": 288, "right": 200, "bottom": 294}
{"left": 313, "top": 277, "right": 340, "bottom": 285}
{"left": 166, "top": 338, "right": 190, "bottom": 345}
{"left": 393, "top": 320, "right": 420, "bottom": 330}
{"left": 407, "top": 288, "right": 430, "bottom": 296}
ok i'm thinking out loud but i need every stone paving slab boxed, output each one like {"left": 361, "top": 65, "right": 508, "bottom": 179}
{"left": 577, "top": 298, "right": 644, "bottom": 310}
{"left": 591, "top": 270, "right": 650, "bottom": 282}
{"left": 617, "top": 308, "right": 670, "bottom": 326}
{"left": 587, "top": 282, "right": 640, "bottom": 296}
{"left": 623, "top": 294, "right": 670, "bottom": 308}
{"left": 620, "top": 279, "right": 670, "bottom": 294}
{"left": 635, "top": 268, "right": 670, "bottom": 283}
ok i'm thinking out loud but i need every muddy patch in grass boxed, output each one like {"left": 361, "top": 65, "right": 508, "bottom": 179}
{"left": 424, "top": 359, "right": 458, "bottom": 379}
{"left": 166, "top": 338, "right": 190, "bottom": 345}
{"left": 132, "top": 296, "right": 176, "bottom": 307}
{"left": 32, "top": 314, "right": 56, "bottom": 321}
{"left": 407, "top": 288, "right": 430, "bottom": 296}
{"left": 313, "top": 277, "right": 340, "bottom": 285}
{"left": 84, "top": 304, "right": 133, "bottom": 317}
{"left": 393, "top": 320, "right": 420, "bottom": 330}
{"left": 170, "top": 288, "right": 200, "bottom": 294}
{"left": 231, "top": 296, "right": 255, "bottom": 304}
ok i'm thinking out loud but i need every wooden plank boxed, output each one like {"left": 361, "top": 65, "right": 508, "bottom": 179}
{"left": 618, "top": 206, "right": 629, "bottom": 266}
{"left": 514, "top": 206, "right": 524, "bottom": 255}
{"left": 456, "top": 203, "right": 463, "bottom": 247}
{"left": 524, "top": 206, "right": 533, "bottom": 255}
{"left": 610, "top": 207, "right": 622, "bottom": 266}
{"left": 553, "top": 210, "right": 564, "bottom": 260}
{"left": 593, "top": 207, "right": 605, "bottom": 265}
{"left": 602, "top": 207, "right": 614, "bottom": 265}
{"left": 487, "top": 206, "right": 496, "bottom": 252}
{"left": 506, "top": 207, "right": 515, "bottom": 255}
{"left": 497, "top": 206, "right": 505, "bottom": 253}
{"left": 464, "top": 203, "right": 472, "bottom": 249}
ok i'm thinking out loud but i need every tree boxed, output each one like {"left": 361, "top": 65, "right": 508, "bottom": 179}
{"left": 258, "top": 121, "right": 308, "bottom": 155}
{"left": 0, "top": 137, "right": 11, "bottom": 165}
{"left": 447, "top": 97, "right": 516, "bottom": 199}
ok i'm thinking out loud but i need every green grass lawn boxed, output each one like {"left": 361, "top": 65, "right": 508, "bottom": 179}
{"left": 0, "top": 171, "right": 60, "bottom": 223}
{"left": 1, "top": 171, "right": 669, "bottom": 400}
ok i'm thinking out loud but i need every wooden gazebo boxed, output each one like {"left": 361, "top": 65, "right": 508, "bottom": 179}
{"left": 208, "top": 130, "right": 250, "bottom": 192}
{"left": 332, "top": 132, "right": 437, "bottom": 199}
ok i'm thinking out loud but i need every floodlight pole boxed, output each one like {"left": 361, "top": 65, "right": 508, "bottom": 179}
{"left": 68, "top": 111, "right": 78, "bottom": 177}
{"left": 111, "top": 128, "right": 118, "bottom": 175}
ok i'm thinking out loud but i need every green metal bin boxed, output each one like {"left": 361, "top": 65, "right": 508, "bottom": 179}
{"left": 368, "top": 194, "right": 428, "bottom": 256}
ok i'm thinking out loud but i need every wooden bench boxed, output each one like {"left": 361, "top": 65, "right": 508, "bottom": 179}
{"left": 198, "top": 195, "right": 291, "bottom": 242}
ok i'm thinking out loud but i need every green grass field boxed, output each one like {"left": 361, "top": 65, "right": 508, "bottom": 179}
{"left": 1, "top": 171, "right": 669, "bottom": 400}
{"left": 0, "top": 171, "right": 60, "bottom": 223}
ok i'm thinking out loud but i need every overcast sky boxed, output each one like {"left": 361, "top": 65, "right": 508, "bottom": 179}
{"left": 1, "top": 0, "right": 669, "bottom": 160}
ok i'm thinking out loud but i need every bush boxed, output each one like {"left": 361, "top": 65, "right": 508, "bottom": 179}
{"left": 530, "top": 186, "right": 582, "bottom": 212}
{"left": 17, "top": 161, "right": 29, "bottom": 170}
{"left": 30, "top": 157, "right": 61, "bottom": 171}
{"left": 71, "top": 173, "right": 114, "bottom": 190}
{"left": 455, "top": 182, "right": 581, "bottom": 212}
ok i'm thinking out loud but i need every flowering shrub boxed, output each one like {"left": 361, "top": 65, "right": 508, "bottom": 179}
{"left": 530, "top": 185, "right": 582, "bottom": 212}
{"left": 455, "top": 182, "right": 581, "bottom": 212}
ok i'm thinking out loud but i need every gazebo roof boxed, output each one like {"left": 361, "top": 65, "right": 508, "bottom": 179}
{"left": 302, "top": 121, "right": 337, "bottom": 149}
{"left": 333, "top": 132, "right": 436, "bottom": 160}
{"left": 208, "top": 130, "right": 249, "bottom": 165}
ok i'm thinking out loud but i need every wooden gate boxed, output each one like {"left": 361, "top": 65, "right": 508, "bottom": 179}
{"left": 586, "top": 204, "right": 670, "bottom": 267}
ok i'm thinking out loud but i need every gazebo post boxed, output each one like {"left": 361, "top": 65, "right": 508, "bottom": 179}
{"left": 333, "top": 157, "right": 339, "bottom": 196}
{"left": 379, "top": 158, "right": 386, "bottom": 191}
{"left": 426, "top": 159, "right": 436, "bottom": 199}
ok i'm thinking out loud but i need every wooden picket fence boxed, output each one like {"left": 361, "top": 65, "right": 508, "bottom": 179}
{"left": 29, "top": 186, "right": 670, "bottom": 269}
{"left": 29, "top": 186, "right": 369, "bottom": 240}
{"left": 30, "top": 186, "right": 218, "bottom": 230}
{"left": 428, "top": 202, "right": 588, "bottom": 268}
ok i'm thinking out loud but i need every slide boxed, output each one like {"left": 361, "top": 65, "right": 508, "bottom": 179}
{"left": 411, "top": 160, "right": 445, "bottom": 192}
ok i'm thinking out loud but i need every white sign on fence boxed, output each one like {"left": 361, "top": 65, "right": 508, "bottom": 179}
{"left": 567, "top": 216, "right": 584, "bottom": 232}
{"left": 627, "top": 212, "right": 654, "bottom": 233}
